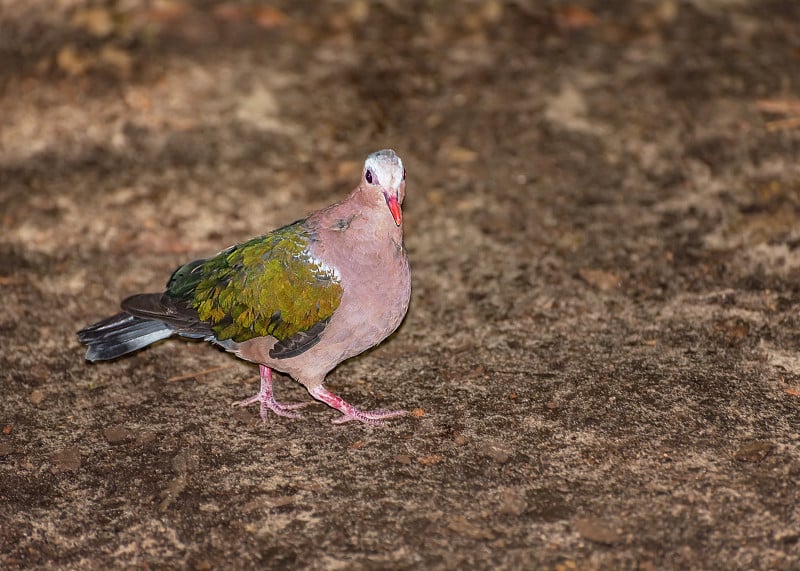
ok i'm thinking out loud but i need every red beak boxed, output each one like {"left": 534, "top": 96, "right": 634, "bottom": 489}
{"left": 385, "top": 193, "right": 402, "bottom": 226}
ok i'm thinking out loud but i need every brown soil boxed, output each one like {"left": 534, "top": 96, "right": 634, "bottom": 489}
{"left": 2, "top": 1, "right": 800, "bottom": 569}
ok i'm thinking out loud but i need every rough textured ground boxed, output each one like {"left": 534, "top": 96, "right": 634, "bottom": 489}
{"left": 2, "top": 1, "right": 800, "bottom": 569}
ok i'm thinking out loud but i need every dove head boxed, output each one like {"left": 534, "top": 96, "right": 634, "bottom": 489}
{"left": 362, "top": 149, "right": 406, "bottom": 226}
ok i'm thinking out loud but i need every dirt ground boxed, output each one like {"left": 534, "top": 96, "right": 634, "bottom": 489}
{"left": 2, "top": 1, "right": 800, "bottom": 569}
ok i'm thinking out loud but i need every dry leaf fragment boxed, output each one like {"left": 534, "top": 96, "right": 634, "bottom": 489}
{"left": 0, "top": 276, "right": 25, "bottom": 286}
{"left": 765, "top": 117, "right": 800, "bottom": 132}
{"left": 444, "top": 146, "right": 478, "bottom": 164}
{"left": 555, "top": 5, "right": 598, "bottom": 30}
{"left": 100, "top": 46, "right": 133, "bottom": 76}
{"left": 73, "top": 7, "right": 115, "bottom": 38}
{"left": 574, "top": 517, "right": 622, "bottom": 545}
{"left": 212, "top": 2, "right": 248, "bottom": 22}
{"left": 143, "top": 1, "right": 192, "bottom": 26}
{"left": 56, "top": 45, "right": 88, "bottom": 75}
{"left": 578, "top": 268, "right": 621, "bottom": 291}
{"left": 754, "top": 98, "right": 800, "bottom": 115}
{"left": 254, "top": 7, "right": 288, "bottom": 29}
{"left": 447, "top": 515, "right": 496, "bottom": 540}
{"left": 734, "top": 441, "right": 773, "bottom": 462}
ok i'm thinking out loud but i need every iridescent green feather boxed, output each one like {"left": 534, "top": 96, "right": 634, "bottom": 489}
{"left": 166, "top": 221, "right": 343, "bottom": 343}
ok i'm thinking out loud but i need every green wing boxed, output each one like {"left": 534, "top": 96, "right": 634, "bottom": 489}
{"left": 166, "top": 220, "right": 343, "bottom": 344}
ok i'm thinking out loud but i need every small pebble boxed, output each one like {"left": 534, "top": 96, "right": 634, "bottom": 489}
{"left": 447, "top": 515, "right": 495, "bottom": 540}
{"left": 103, "top": 425, "right": 133, "bottom": 444}
{"left": 498, "top": 487, "right": 527, "bottom": 515}
{"left": 734, "top": 441, "right": 773, "bottom": 463}
{"left": 51, "top": 447, "right": 81, "bottom": 473}
{"left": 478, "top": 441, "right": 512, "bottom": 464}
{"left": 578, "top": 268, "right": 621, "bottom": 291}
{"left": 135, "top": 431, "right": 157, "bottom": 446}
{"left": 574, "top": 517, "right": 622, "bottom": 545}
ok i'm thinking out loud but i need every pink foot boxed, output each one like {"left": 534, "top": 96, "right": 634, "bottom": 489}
{"left": 308, "top": 385, "right": 407, "bottom": 426}
{"left": 238, "top": 365, "right": 310, "bottom": 421}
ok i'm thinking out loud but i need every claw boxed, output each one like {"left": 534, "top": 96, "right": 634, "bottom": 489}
{"left": 238, "top": 365, "right": 310, "bottom": 421}
{"left": 331, "top": 410, "right": 408, "bottom": 425}
{"left": 309, "top": 385, "right": 407, "bottom": 426}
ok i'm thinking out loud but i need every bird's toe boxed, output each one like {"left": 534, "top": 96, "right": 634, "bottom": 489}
{"left": 331, "top": 408, "right": 408, "bottom": 426}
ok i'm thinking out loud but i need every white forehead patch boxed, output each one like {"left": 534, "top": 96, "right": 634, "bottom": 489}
{"left": 365, "top": 149, "right": 404, "bottom": 190}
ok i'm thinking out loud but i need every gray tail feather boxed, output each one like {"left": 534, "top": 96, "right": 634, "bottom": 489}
{"left": 77, "top": 312, "right": 174, "bottom": 361}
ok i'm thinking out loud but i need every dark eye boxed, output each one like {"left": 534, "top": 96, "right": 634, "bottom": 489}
{"left": 402, "top": 169, "right": 407, "bottom": 180}
{"left": 365, "top": 169, "right": 373, "bottom": 184}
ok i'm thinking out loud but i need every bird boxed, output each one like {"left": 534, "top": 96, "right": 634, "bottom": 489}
{"left": 78, "top": 149, "right": 411, "bottom": 426}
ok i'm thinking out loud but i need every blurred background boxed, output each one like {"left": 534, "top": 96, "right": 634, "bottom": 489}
{"left": 2, "top": 1, "right": 800, "bottom": 569}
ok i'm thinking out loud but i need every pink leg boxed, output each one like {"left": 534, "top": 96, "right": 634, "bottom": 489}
{"left": 308, "top": 385, "right": 407, "bottom": 426}
{"left": 238, "top": 365, "right": 310, "bottom": 421}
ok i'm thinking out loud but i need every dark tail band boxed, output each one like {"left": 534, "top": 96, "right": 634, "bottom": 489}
{"left": 78, "top": 312, "right": 174, "bottom": 361}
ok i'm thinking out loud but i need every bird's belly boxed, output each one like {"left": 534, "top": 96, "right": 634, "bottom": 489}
{"left": 334, "top": 284, "right": 409, "bottom": 356}
{"left": 318, "top": 256, "right": 410, "bottom": 359}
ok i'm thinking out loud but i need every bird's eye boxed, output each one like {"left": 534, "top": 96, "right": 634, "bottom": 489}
{"left": 365, "top": 169, "right": 373, "bottom": 184}
{"left": 402, "top": 169, "right": 407, "bottom": 180}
